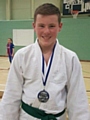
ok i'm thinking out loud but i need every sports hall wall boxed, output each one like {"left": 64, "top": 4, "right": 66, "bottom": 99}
{"left": 0, "top": 0, "right": 90, "bottom": 60}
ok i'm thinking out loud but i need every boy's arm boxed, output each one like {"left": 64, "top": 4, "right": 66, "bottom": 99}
{"left": 66, "top": 54, "right": 90, "bottom": 120}
{"left": 1, "top": 51, "right": 23, "bottom": 120}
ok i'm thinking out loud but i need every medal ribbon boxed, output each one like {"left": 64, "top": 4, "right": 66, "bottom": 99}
{"left": 42, "top": 43, "right": 56, "bottom": 86}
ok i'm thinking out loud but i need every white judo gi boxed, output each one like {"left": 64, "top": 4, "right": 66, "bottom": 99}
{"left": 0, "top": 39, "right": 90, "bottom": 120}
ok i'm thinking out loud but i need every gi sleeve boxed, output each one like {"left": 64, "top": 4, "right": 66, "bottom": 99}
{"left": 66, "top": 54, "right": 90, "bottom": 120}
{"left": 0, "top": 51, "right": 24, "bottom": 120}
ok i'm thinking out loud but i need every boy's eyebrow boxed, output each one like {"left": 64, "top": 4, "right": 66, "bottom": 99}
{"left": 37, "top": 23, "right": 56, "bottom": 25}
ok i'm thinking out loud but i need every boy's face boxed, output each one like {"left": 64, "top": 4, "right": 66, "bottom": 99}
{"left": 33, "top": 14, "right": 62, "bottom": 48}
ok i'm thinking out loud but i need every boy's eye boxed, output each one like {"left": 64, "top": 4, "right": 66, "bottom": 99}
{"left": 49, "top": 25, "right": 55, "bottom": 28}
{"left": 38, "top": 25, "right": 44, "bottom": 28}
{"left": 38, "top": 24, "right": 55, "bottom": 28}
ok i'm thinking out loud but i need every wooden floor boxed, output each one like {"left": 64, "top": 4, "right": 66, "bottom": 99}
{"left": 0, "top": 57, "right": 90, "bottom": 105}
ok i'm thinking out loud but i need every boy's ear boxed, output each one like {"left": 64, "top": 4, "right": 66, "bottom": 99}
{"left": 59, "top": 22, "right": 63, "bottom": 32}
{"left": 32, "top": 22, "right": 35, "bottom": 28}
{"left": 32, "top": 22, "right": 36, "bottom": 32}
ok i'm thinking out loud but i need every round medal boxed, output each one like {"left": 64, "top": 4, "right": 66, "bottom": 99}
{"left": 38, "top": 90, "right": 49, "bottom": 103}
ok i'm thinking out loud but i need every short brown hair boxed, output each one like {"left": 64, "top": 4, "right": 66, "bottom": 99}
{"left": 34, "top": 3, "right": 61, "bottom": 23}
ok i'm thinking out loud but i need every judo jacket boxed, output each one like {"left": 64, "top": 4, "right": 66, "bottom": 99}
{"left": 0, "top": 39, "right": 90, "bottom": 120}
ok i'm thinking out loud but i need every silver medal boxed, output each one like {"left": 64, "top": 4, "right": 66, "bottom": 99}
{"left": 38, "top": 90, "right": 49, "bottom": 103}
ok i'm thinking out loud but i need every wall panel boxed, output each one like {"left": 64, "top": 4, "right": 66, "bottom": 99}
{"left": 34, "top": 0, "right": 60, "bottom": 10}
{"left": 0, "top": 0, "right": 6, "bottom": 20}
{"left": 11, "top": 0, "right": 31, "bottom": 20}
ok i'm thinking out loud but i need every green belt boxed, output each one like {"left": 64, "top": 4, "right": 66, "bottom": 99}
{"left": 21, "top": 101, "right": 66, "bottom": 120}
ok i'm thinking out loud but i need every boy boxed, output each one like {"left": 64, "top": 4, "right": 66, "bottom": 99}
{"left": 1, "top": 3, "right": 90, "bottom": 120}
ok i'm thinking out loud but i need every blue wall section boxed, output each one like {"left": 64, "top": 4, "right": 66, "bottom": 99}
{"left": 0, "top": 17, "right": 90, "bottom": 60}
{"left": 0, "top": 20, "right": 33, "bottom": 55}
{"left": 58, "top": 17, "right": 90, "bottom": 60}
